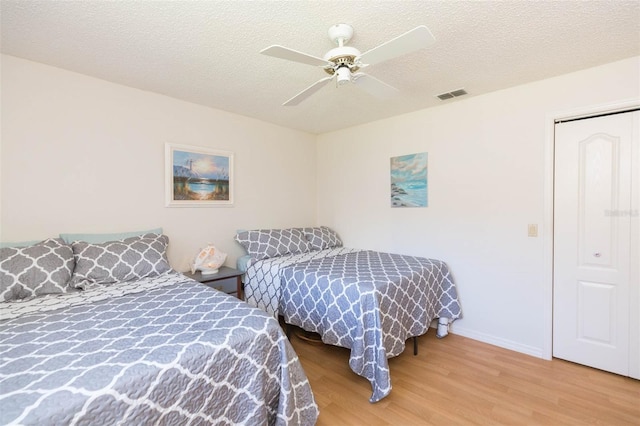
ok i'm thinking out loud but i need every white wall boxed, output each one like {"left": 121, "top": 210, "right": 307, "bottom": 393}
{"left": 317, "top": 56, "right": 640, "bottom": 357}
{"left": 0, "top": 55, "right": 317, "bottom": 271}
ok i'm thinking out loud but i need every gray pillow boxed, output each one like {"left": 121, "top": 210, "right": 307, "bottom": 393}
{"left": 59, "top": 227, "right": 163, "bottom": 244}
{"left": 235, "top": 228, "right": 311, "bottom": 261}
{"left": 0, "top": 240, "right": 40, "bottom": 249}
{"left": 70, "top": 233, "right": 171, "bottom": 289}
{"left": 0, "top": 238, "right": 74, "bottom": 302}
{"left": 302, "top": 226, "right": 343, "bottom": 250}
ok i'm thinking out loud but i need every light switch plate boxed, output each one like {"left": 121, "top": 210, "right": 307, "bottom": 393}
{"left": 528, "top": 224, "right": 538, "bottom": 237}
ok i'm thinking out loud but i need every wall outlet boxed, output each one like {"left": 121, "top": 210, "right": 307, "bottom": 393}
{"left": 528, "top": 224, "right": 538, "bottom": 237}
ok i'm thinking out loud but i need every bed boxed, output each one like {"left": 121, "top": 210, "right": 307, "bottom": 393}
{"left": 0, "top": 233, "right": 318, "bottom": 425}
{"left": 235, "top": 227, "right": 463, "bottom": 403}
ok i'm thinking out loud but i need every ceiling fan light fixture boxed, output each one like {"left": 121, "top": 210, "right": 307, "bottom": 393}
{"left": 336, "top": 66, "right": 351, "bottom": 85}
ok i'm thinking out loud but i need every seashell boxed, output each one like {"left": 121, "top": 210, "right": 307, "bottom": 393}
{"left": 191, "top": 244, "right": 227, "bottom": 275}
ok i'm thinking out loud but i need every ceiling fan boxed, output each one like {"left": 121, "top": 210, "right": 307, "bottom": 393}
{"left": 260, "top": 23, "right": 435, "bottom": 106}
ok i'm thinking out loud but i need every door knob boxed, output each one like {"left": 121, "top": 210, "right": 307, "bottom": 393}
{"left": 593, "top": 252, "right": 602, "bottom": 257}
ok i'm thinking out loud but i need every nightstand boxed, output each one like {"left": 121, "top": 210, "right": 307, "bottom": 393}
{"left": 183, "top": 266, "right": 244, "bottom": 299}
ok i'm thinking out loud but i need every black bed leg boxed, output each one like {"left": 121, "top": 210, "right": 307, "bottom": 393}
{"left": 413, "top": 337, "right": 418, "bottom": 356}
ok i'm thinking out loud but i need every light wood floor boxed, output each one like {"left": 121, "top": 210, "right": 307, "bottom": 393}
{"left": 290, "top": 330, "right": 640, "bottom": 425}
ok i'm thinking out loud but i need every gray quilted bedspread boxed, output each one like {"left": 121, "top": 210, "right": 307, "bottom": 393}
{"left": 244, "top": 247, "right": 359, "bottom": 318}
{"left": 0, "top": 273, "right": 318, "bottom": 425}
{"left": 248, "top": 250, "right": 462, "bottom": 403}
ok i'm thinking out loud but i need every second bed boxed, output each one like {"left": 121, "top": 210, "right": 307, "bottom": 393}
{"left": 237, "top": 227, "right": 462, "bottom": 403}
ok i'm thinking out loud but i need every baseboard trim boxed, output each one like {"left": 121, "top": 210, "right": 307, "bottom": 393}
{"left": 447, "top": 325, "right": 544, "bottom": 359}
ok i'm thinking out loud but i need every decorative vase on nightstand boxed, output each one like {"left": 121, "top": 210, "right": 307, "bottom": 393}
{"left": 190, "top": 244, "right": 227, "bottom": 276}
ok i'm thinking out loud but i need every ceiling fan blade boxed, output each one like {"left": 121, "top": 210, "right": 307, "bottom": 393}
{"left": 357, "top": 25, "right": 435, "bottom": 66}
{"left": 352, "top": 73, "right": 399, "bottom": 99}
{"left": 283, "top": 76, "right": 334, "bottom": 106}
{"left": 260, "top": 45, "right": 332, "bottom": 67}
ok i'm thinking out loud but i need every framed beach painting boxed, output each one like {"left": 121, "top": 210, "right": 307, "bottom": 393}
{"left": 165, "top": 143, "right": 234, "bottom": 207}
{"left": 390, "top": 152, "right": 428, "bottom": 208}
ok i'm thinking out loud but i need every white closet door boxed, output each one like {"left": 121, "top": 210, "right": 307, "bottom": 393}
{"left": 553, "top": 111, "right": 639, "bottom": 377}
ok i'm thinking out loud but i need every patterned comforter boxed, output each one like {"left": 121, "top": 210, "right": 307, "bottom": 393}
{"left": 0, "top": 272, "right": 318, "bottom": 425}
{"left": 244, "top": 249, "right": 462, "bottom": 403}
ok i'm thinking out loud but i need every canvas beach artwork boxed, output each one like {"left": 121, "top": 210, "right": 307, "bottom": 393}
{"left": 165, "top": 143, "right": 234, "bottom": 207}
{"left": 390, "top": 152, "right": 428, "bottom": 208}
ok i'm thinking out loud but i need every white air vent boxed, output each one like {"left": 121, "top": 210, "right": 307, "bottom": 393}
{"left": 436, "top": 88, "right": 468, "bottom": 101}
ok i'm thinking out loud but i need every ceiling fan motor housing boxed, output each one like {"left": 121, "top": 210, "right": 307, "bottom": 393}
{"left": 323, "top": 46, "right": 361, "bottom": 75}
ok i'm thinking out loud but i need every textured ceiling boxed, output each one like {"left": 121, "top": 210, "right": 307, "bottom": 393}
{"left": 1, "top": 1, "right": 639, "bottom": 134}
